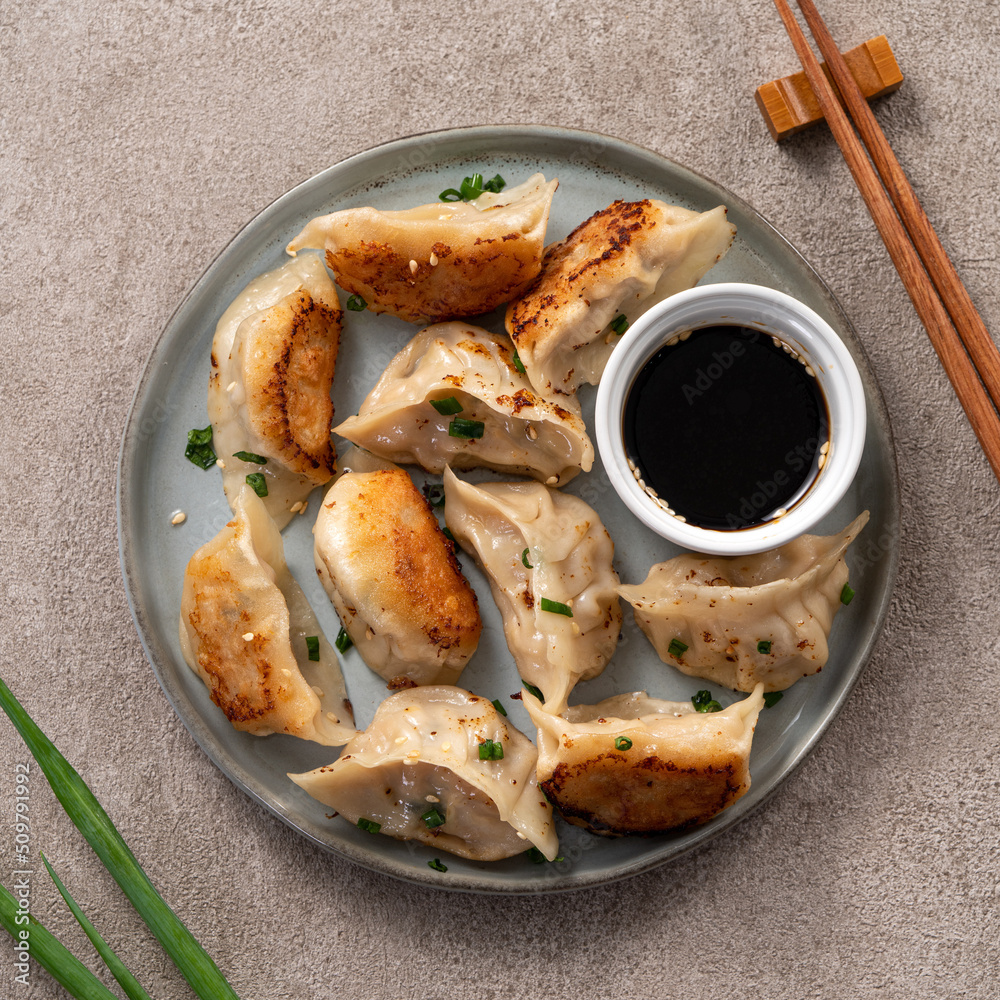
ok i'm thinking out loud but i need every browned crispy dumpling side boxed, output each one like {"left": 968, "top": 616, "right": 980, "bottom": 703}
{"left": 179, "top": 485, "right": 355, "bottom": 746}
{"left": 524, "top": 686, "right": 763, "bottom": 836}
{"left": 209, "top": 254, "right": 342, "bottom": 529}
{"left": 239, "top": 290, "right": 339, "bottom": 483}
{"left": 314, "top": 468, "right": 482, "bottom": 687}
{"left": 505, "top": 199, "right": 736, "bottom": 394}
{"left": 286, "top": 174, "right": 558, "bottom": 323}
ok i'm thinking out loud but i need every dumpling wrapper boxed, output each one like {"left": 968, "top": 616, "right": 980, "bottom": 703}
{"left": 335, "top": 322, "right": 593, "bottom": 487}
{"left": 505, "top": 199, "right": 736, "bottom": 394}
{"left": 208, "top": 253, "right": 341, "bottom": 529}
{"left": 286, "top": 174, "right": 558, "bottom": 323}
{"left": 524, "top": 685, "right": 764, "bottom": 836}
{"left": 444, "top": 469, "right": 622, "bottom": 712}
{"left": 314, "top": 466, "right": 482, "bottom": 687}
{"left": 179, "top": 485, "right": 355, "bottom": 745}
{"left": 289, "top": 686, "right": 559, "bottom": 861}
{"left": 619, "top": 512, "right": 869, "bottom": 692}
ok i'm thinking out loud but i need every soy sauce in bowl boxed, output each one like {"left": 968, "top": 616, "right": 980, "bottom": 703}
{"left": 622, "top": 325, "right": 830, "bottom": 531}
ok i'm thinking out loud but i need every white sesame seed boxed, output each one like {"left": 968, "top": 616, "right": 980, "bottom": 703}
{"left": 311, "top": 686, "right": 324, "bottom": 698}
{"left": 805, "top": 365, "right": 816, "bottom": 377}
{"left": 326, "top": 712, "right": 338, "bottom": 722}
{"left": 638, "top": 478, "right": 645, "bottom": 490}
{"left": 429, "top": 253, "right": 439, "bottom": 266}
{"left": 679, "top": 330, "right": 692, "bottom": 341}
{"left": 545, "top": 476, "right": 558, "bottom": 485}
{"left": 281, "top": 668, "right": 292, "bottom": 677}
{"left": 772, "top": 336, "right": 782, "bottom": 347}
{"left": 627, "top": 458, "right": 636, "bottom": 472}
{"left": 409, "top": 259, "right": 418, "bottom": 274}
{"left": 675, "top": 515, "right": 687, "bottom": 523}
{"left": 820, "top": 440, "right": 830, "bottom": 455}
{"left": 425, "top": 794, "right": 440, "bottom": 803}
{"left": 571, "top": 622, "right": 580, "bottom": 636}
{"left": 441, "top": 742, "right": 451, "bottom": 752}
{"left": 226, "top": 381, "right": 237, "bottom": 392}
{"left": 516, "top": 831, "right": 527, "bottom": 840}
{"left": 666, "top": 335, "right": 679, "bottom": 347}
{"left": 216, "top": 458, "right": 226, "bottom": 469}
{"left": 818, "top": 453, "right": 827, "bottom": 469}
{"left": 406, "top": 750, "right": 420, "bottom": 759}
{"left": 394, "top": 736, "right": 407, "bottom": 745}
{"left": 242, "top": 632, "right": 254, "bottom": 641}
{"left": 298, "top": 501, "right": 308, "bottom": 515}
{"left": 774, "top": 507, "right": 787, "bottom": 517}
{"left": 365, "top": 627, "right": 375, "bottom": 640}
{"left": 289, "top": 501, "right": 303, "bottom": 513}
{"left": 526, "top": 424, "right": 537, "bottom": 440}
{"left": 632, "top": 466, "right": 641, "bottom": 480}
{"left": 170, "top": 510, "right": 187, "bottom": 526}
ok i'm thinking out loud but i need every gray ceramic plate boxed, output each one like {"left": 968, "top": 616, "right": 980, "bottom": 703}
{"left": 118, "top": 125, "right": 899, "bottom": 894}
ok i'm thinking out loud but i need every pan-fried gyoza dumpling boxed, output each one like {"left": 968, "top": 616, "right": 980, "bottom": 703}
{"left": 314, "top": 466, "right": 482, "bottom": 688}
{"left": 334, "top": 323, "right": 593, "bottom": 487}
{"left": 524, "top": 685, "right": 764, "bottom": 835}
{"left": 286, "top": 174, "right": 558, "bottom": 323}
{"left": 619, "top": 512, "right": 869, "bottom": 692}
{"left": 505, "top": 200, "right": 736, "bottom": 394}
{"left": 443, "top": 469, "right": 621, "bottom": 712}
{"left": 208, "top": 253, "right": 341, "bottom": 529}
{"left": 289, "top": 686, "right": 559, "bottom": 861}
{"left": 179, "top": 485, "right": 355, "bottom": 745}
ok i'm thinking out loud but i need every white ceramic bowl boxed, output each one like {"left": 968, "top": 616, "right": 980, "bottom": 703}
{"left": 595, "top": 282, "right": 866, "bottom": 555}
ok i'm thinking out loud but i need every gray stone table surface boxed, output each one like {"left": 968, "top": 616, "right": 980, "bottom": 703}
{"left": 1, "top": 1, "right": 998, "bottom": 997}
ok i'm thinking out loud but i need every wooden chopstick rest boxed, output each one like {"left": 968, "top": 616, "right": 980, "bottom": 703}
{"left": 756, "top": 35, "right": 903, "bottom": 141}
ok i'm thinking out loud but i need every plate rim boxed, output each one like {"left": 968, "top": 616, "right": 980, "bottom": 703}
{"left": 118, "top": 123, "right": 901, "bottom": 894}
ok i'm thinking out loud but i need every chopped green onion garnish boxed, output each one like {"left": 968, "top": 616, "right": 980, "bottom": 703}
{"left": 526, "top": 846, "right": 564, "bottom": 864}
{"left": 609, "top": 313, "right": 629, "bottom": 335}
{"left": 540, "top": 597, "right": 572, "bottom": 617}
{"left": 692, "top": 690, "right": 722, "bottom": 713}
{"left": 757, "top": 640, "right": 772, "bottom": 655}
{"left": 614, "top": 736, "right": 633, "bottom": 751}
{"left": 0, "top": 675, "right": 241, "bottom": 999}
{"left": 840, "top": 583, "right": 855, "bottom": 605}
{"left": 430, "top": 396, "right": 463, "bottom": 416}
{"left": 483, "top": 174, "right": 506, "bottom": 193}
{"left": 522, "top": 680, "right": 544, "bottom": 702}
{"left": 357, "top": 817, "right": 381, "bottom": 834}
{"left": 448, "top": 417, "right": 485, "bottom": 439}
{"left": 521, "top": 548, "right": 533, "bottom": 569}
{"left": 245, "top": 472, "right": 268, "bottom": 497}
{"left": 184, "top": 426, "right": 217, "bottom": 470}
{"left": 305, "top": 636, "right": 320, "bottom": 662}
{"left": 667, "top": 638, "right": 688, "bottom": 658}
{"left": 428, "top": 858, "right": 448, "bottom": 872}
{"left": 442, "top": 526, "right": 455, "bottom": 542}
{"left": 346, "top": 293, "right": 367, "bottom": 311}
{"left": 422, "top": 482, "right": 446, "bottom": 508}
{"left": 421, "top": 807, "right": 446, "bottom": 829}
{"left": 763, "top": 691, "right": 784, "bottom": 708}
{"left": 511, "top": 349, "right": 527, "bottom": 375}
{"left": 438, "top": 188, "right": 463, "bottom": 202}
{"left": 478, "top": 739, "right": 504, "bottom": 761}
{"left": 335, "top": 627, "right": 353, "bottom": 653}
{"left": 233, "top": 450, "right": 268, "bottom": 464}
{"left": 460, "top": 172, "right": 484, "bottom": 200}
{"left": 491, "top": 698, "right": 508, "bottom": 717}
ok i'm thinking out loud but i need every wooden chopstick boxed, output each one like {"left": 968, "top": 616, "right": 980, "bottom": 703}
{"left": 795, "top": 0, "right": 1000, "bottom": 408}
{"left": 770, "top": 0, "right": 1000, "bottom": 483}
